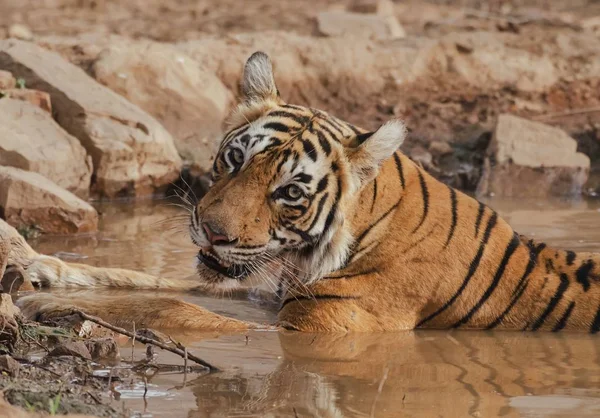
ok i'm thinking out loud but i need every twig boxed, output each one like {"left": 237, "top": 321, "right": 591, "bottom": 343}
{"left": 69, "top": 310, "right": 218, "bottom": 371}
{"left": 532, "top": 106, "right": 600, "bottom": 121}
{"left": 183, "top": 347, "right": 188, "bottom": 388}
{"left": 131, "top": 321, "right": 135, "bottom": 363}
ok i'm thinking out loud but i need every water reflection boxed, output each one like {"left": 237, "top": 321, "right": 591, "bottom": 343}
{"left": 29, "top": 197, "right": 600, "bottom": 417}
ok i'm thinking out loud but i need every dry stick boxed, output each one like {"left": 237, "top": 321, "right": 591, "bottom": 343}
{"left": 131, "top": 321, "right": 135, "bottom": 363}
{"left": 70, "top": 310, "right": 218, "bottom": 372}
{"left": 532, "top": 106, "right": 600, "bottom": 121}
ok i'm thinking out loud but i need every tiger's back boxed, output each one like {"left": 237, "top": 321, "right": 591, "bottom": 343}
{"left": 279, "top": 130, "right": 600, "bottom": 333}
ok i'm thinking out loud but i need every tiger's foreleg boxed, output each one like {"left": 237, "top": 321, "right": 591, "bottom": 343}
{"left": 17, "top": 293, "right": 260, "bottom": 331}
{"left": 2, "top": 218, "right": 206, "bottom": 291}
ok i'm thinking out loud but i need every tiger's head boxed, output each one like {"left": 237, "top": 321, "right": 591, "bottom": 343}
{"left": 190, "top": 52, "right": 406, "bottom": 288}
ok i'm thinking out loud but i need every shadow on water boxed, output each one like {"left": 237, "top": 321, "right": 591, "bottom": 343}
{"left": 28, "top": 197, "right": 600, "bottom": 417}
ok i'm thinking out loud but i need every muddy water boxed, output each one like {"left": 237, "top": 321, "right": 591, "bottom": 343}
{"left": 29, "top": 197, "right": 600, "bottom": 418}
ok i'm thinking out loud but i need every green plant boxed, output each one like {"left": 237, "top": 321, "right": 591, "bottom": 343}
{"left": 48, "top": 393, "right": 62, "bottom": 415}
{"left": 16, "top": 78, "right": 26, "bottom": 89}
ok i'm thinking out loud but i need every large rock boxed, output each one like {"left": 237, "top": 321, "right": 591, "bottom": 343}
{"left": 0, "top": 166, "right": 98, "bottom": 234}
{"left": 476, "top": 114, "right": 590, "bottom": 197}
{"left": 0, "top": 40, "right": 182, "bottom": 198}
{"left": 0, "top": 99, "right": 92, "bottom": 196}
{"left": 92, "top": 42, "right": 232, "bottom": 168}
{"left": 317, "top": 10, "right": 405, "bottom": 40}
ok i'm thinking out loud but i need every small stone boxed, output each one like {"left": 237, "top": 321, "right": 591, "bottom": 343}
{"left": 48, "top": 341, "right": 92, "bottom": 360}
{"left": 0, "top": 354, "right": 20, "bottom": 376}
{"left": 2, "top": 89, "right": 52, "bottom": 113}
{"left": 428, "top": 141, "right": 453, "bottom": 157}
{"left": 8, "top": 24, "right": 33, "bottom": 41}
{"left": 85, "top": 338, "right": 120, "bottom": 361}
{"left": 0, "top": 294, "right": 19, "bottom": 319}
{"left": 0, "top": 70, "right": 16, "bottom": 89}
{"left": 410, "top": 146, "right": 433, "bottom": 168}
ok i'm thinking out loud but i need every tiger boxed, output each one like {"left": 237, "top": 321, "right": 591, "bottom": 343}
{"left": 12, "top": 51, "right": 600, "bottom": 333}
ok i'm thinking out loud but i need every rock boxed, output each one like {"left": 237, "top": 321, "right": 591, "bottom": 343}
{"left": 92, "top": 42, "right": 232, "bottom": 168}
{"left": 348, "top": 0, "right": 395, "bottom": 14}
{"left": 0, "top": 293, "right": 19, "bottom": 319}
{"left": 1, "top": 266, "right": 26, "bottom": 294}
{"left": 428, "top": 141, "right": 453, "bottom": 157}
{"left": 85, "top": 337, "right": 120, "bottom": 361}
{"left": 48, "top": 341, "right": 92, "bottom": 360}
{"left": 0, "top": 70, "right": 16, "bottom": 89}
{"left": 0, "top": 40, "right": 182, "bottom": 198}
{"left": 317, "top": 11, "right": 405, "bottom": 40}
{"left": 0, "top": 166, "right": 98, "bottom": 234}
{"left": 2, "top": 88, "right": 52, "bottom": 112}
{"left": 426, "top": 32, "right": 559, "bottom": 93}
{"left": 410, "top": 146, "right": 433, "bottom": 168}
{"left": 476, "top": 114, "right": 590, "bottom": 197}
{"left": 0, "top": 354, "right": 20, "bottom": 376}
{"left": 7, "top": 24, "right": 33, "bottom": 41}
{"left": 0, "top": 99, "right": 92, "bottom": 196}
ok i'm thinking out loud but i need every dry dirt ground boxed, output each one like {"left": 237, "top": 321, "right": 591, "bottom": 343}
{"left": 1, "top": 0, "right": 600, "bottom": 192}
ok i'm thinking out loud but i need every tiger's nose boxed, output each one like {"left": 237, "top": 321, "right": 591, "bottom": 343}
{"left": 202, "top": 222, "right": 239, "bottom": 246}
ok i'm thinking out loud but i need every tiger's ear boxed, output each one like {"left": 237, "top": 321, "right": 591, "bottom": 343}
{"left": 241, "top": 51, "right": 279, "bottom": 103}
{"left": 346, "top": 120, "right": 407, "bottom": 189}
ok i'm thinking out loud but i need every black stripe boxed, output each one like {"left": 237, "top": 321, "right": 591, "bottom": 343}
{"left": 280, "top": 294, "right": 360, "bottom": 311}
{"left": 348, "top": 124, "right": 362, "bottom": 135}
{"left": 276, "top": 149, "right": 292, "bottom": 174}
{"left": 307, "top": 193, "right": 329, "bottom": 232}
{"left": 355, "top": 200, "right": 401, "bottom": 248}
{"left": 393, "top": 153, "right": 405, "bottom": 188}
{"left": 264, "top": 122, "right": 291, "bottom": 133}
{"left": 321, "top": 118, "right": 344, "bottom": 136}
{"left": 444, "top": 187, "right": 458, "bottom": 249}
{"left": 417, "top": 212, "right": 498, "bottom": 328}
{"left": 320, "top": 177, "right": 342, "bottom": 239}
{"left": 529, "top": 273, "right": 570, "bottom": 331}
{"left": 328, "top": 117, "right": 348, "bottom": 134}
{"left": 316, "top": 131, "right": 332, "bottom": 156}
{"left": 412, "top": 169, "right": 429, "bottom": 234}
{"left": 591, "top": 305, "right": 600, "bottom": 334}
{"left": 318, "top": 123, "right": 341, "bottom": 143}
{"left": 452, "top": 234, "right": 520, "bottom": 328}
{"left": 267, "top": 110, "right": 309, "bottom": 125}
{"left": 486, "top": 279, "right": 530, "bottom": 330}
{"left": 486, "top": 237, "right": 540, "bottom": 329}
{"left": 324, "top": 269, "right": 378, "bottom": 280}
{"left": 282, "top": 104, "right": 307, "bottom": 111}
{"left": 302, "top": 139, "right": 318, "bottom": 162}
{"left": 552, "top": 301, "right": 576, "bottom": 332}
{"left": 474, "top": 202, "right": 485, "bottom": 237}
{"left": 316, "top": 175, "right": 329, "bottom": 194}
{"left": 370, "top": 179, "right": 378, "bottom": 213}
{"left": 575, "top": 260, "right": 594, "bottom": 292}
{"left": 295, "top": 173, "right": 312, "bottom": 184}
{"left": 566, "top": 251, "right": 576, "bottom": 266}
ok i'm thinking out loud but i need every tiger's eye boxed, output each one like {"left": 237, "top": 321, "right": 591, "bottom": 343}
{"left": 284, "top": 185, "right": 303, "bottom": 200}
{"left": 231, "top": 148, "right": 244, "bottom": 165}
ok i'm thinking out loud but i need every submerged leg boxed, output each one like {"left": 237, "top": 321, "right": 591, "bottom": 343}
{"left": 18, "top": 293, "right": 259, "bottom": 331}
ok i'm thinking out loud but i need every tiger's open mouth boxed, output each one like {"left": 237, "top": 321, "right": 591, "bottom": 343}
{"left": 197, "top": 248, "right": 251, "bottom": 280}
